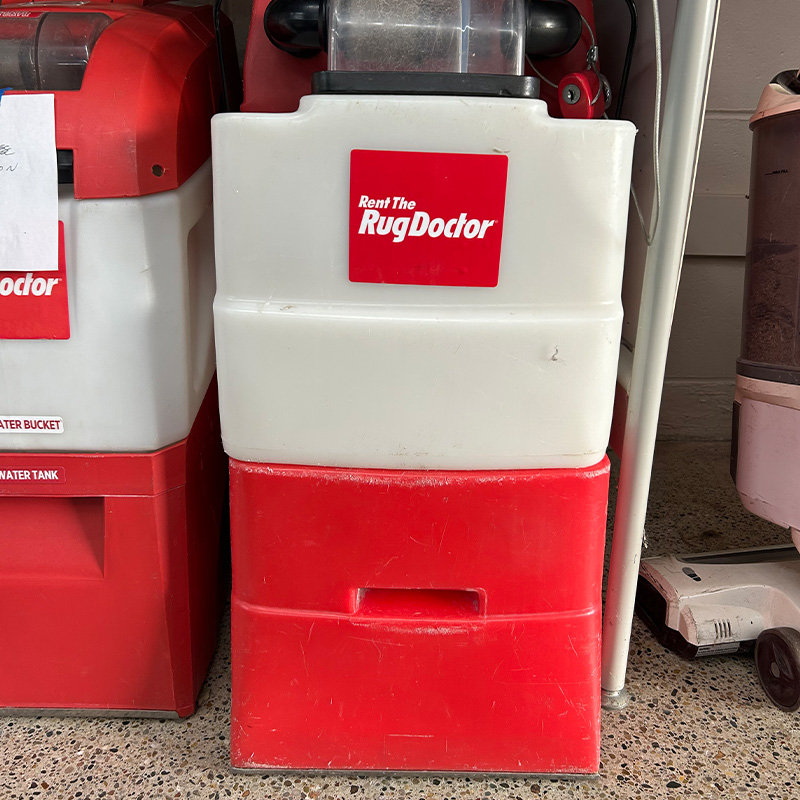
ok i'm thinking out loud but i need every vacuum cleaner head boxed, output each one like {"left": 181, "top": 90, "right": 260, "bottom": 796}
{"left": 637, "top": 544, "right": 800, "bottom": 658}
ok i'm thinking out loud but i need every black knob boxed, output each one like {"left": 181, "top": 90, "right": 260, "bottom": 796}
{"left": 526, "top": 0, "right": 582, "bottom": 59}
{"left": 264, "top": 0, "right": 327, "bottom": 57}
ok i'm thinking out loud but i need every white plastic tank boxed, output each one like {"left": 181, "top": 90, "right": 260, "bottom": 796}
{"left": 212, "top": 95, "right": 635, "bottom": 470}
{"left": 0, "top": 162, "right": 216, "bottom": 452}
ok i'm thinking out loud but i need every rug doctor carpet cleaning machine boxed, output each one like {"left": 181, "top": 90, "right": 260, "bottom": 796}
{"left": 213, "top": 0, "right": 636, "bottom": 774}
{"left": 637, "top": 70, "right": 800, "bottom": 713}
{"left": 0, "top": 0, "right": 237, "bottom": 716}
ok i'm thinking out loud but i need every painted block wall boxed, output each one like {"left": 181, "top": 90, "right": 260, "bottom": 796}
{"left": 662, "top": 0, "right": 800, "bottom": 439}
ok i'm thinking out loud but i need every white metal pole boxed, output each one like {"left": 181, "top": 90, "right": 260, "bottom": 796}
{"left": 601, "top": 0, "right": 719, "bottom": 708}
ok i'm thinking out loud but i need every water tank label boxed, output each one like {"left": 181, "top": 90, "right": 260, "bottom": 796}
{"left": 349, "top": 150, "right": 507, "bottom": 287}
{"left": 0, "top": 221, "right": 69, "bottom": 339}
{"left": 0, "top": 467, "right": 66, "bottom": 483}
{"left": 0, "top": 416, "right": 63, "bottom": 434}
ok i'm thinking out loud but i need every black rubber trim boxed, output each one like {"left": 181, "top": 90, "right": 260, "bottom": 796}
{"left": 57, "top": 150, "right": 73, "bottom": 185}
{"left": 311, "top": 71, "right": 540, "bottom": 99}
{"left": 737, "top": 359, "right": 800, "bottom": 386}
{"left": 635, "top": 575, "right": 699, "bottom": 659}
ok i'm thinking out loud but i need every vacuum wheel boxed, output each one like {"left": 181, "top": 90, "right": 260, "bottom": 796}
{"left": 755, "top": 627, "right": 800, "bottom": 712}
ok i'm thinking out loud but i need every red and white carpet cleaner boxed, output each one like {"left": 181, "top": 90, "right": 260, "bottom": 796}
{"left": 213, "top": 0, "right": 635, "bottom": 773}
{"left": 0, "top": 0, "right": 237, "bottom": 717}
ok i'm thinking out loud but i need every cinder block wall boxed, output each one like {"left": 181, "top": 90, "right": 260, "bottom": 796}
{"left": 660, "top": 0, "right": 800, "bottom": 440}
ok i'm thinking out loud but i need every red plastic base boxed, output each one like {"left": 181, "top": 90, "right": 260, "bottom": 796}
{"left": 230, "top": 458, "right": 610, "bottom": 773}
{"left": 0, "top": 381, "right": 226, "bottom": 717}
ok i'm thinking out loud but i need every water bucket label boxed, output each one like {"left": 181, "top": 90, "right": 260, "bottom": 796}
{"left": 0, "top": 416, "right": 64, "bottom": 434}
{"left": 0, "top": 466, "right": 66, "bottom": 483}
{"left": 0, "top": 221, "right": 69, "bottom": 339}
{"left": 349, "top": 150, "right": 508, "bottom": 287}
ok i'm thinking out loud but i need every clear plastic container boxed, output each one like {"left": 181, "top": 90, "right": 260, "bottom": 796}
{"left": 742, "top": 107, "right": 800, "bottom": 374}
{"left": 328, "top": 0, "right": 525, "bottom": 75}
{"left": 0, "top": 12, "right": 112, "bottom": 91}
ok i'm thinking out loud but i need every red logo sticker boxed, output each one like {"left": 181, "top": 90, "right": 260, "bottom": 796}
{"left": 349, "top": 150, "right": 508, "bottom": 287}
{"left": 0, "top": 221, "right": 69, "bottom": 339}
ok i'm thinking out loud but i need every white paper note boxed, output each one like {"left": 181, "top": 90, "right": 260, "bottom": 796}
{"left": 0, "top": 93, "right": 58, "bottom": 272}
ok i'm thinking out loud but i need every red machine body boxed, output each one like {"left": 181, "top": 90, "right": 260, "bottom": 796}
{"left": 231, "top": 458, "right": 610, "bottom": 773}
{"left": 0, "top": 383, "right": 226, "bottom": 716}
{"left": 0, "top": 0, "right": 233, "bottom": 716}
{"left": 0, "top": 0, "right": 238, "bottom": 199}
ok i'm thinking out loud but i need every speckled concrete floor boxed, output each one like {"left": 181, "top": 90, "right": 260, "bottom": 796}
{"left": 3, "top": 442, "right": 800, "bottom": 799}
